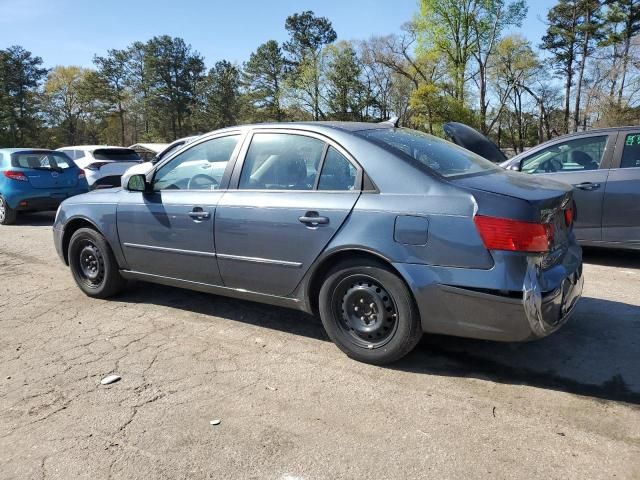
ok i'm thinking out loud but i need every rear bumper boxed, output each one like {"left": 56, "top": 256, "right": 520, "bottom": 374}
{"left": 394, "top": 244, "right": 583, "bottom": 342}
{"left": 6, "top": 188, "right": 88, "bottom": 211}
{"left": 89, "top": 175, "right": 122, "bottom": 190}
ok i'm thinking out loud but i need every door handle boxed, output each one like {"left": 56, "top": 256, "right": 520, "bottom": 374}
{"left": 298, "top": 211, "right": 329, "bottom": 226}
{"left": 188, "top": 208, "right": 210, "bottom": 220}
{"left": 573, "top": 182, "right": 601, "bottom": 191}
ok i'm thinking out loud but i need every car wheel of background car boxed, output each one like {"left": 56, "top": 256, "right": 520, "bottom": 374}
{"left": 68, "top": 227, "right": 125, "bottom": 298}
{"left": 319, "top": 259, "right": 422, "bottom": 365}
{"left": 0, "top": 196, "right": 17, "bottom": 225}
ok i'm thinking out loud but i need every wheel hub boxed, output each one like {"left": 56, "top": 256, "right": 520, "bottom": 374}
{"left": 339, "top": 279, "right": 397, "bottom": 346}
{"left": 78, "top": 244, "right": 103, "bottom": 283}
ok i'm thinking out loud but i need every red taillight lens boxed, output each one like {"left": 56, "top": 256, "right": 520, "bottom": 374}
{"left": 3, "top": 171, "right": 28, "bottom": 182}
{"left": 78, "top": 169, "right": 86, "bottom": 179}
{"left": 474, "top": 215, "right": 554, "bottom": 253}
{"left": 564, "top": 207, "right": 573, "bottom": 228}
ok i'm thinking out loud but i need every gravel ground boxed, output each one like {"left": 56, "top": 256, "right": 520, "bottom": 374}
{"left": 1, "top": 212, "right": 639, "bottom": 479}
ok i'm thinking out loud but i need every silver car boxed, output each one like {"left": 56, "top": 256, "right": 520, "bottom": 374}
{"left": 444, "top": 122, "right": 640, "bottom": 250}
{"left": 53, "top": 122, "right": 583, "bottom": 364}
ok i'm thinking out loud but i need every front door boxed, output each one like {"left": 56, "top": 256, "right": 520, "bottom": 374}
{"left": 519, "top": 133, "right": 615, "bottom": 242}
{"left": 602, "top": 131, "right": 640, "bottom": 245}
{"left": 117, "top": 134, "right": 242, "bottom": 284}
{"left": 215, "top": 131, "right": 361, "bottom": 296}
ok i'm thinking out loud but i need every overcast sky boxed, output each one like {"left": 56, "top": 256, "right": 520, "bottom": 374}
{"left": 0, "top": 0, "right": 556, "bottom": 68}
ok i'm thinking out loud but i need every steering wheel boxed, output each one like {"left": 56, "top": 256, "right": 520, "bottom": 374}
{"left": 539, "top": 158, "right": 563, "bottom": 173}
{"left": 187, "top": 174, "right": 218, "bottom": 190}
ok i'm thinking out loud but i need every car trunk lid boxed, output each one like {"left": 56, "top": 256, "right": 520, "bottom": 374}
{"left": 443, "top": 122, "right": 508, "bottom": 163}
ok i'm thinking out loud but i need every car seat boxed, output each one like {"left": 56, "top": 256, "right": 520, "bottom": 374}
{"left": 570, "top": 150, "right": 599, "bottom": 170}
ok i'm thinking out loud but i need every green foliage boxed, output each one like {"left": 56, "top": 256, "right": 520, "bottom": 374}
{"left": 243, "top": 40, "right": 286, "bottom": 121}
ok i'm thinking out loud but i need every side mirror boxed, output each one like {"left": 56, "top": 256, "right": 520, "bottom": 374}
{"left": 121, "top": 161, "right": 154, "bottom": 190}
{"left": 126, "top": 174, "right": 149, "bottom": 192}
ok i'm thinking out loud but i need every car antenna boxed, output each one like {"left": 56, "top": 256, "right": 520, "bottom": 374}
{"left": 379, "top": 116, "right": 400, "bottom": 128}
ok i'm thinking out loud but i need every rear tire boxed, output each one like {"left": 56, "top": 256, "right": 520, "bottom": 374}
{"left": 68, "top": 227, "right": 125, "bottom": 298}
{"left": 319, "top": 259, "right": 422, "bottom": 365}
{"left": 0, "top": 196, "right": 17, "bottom": 225}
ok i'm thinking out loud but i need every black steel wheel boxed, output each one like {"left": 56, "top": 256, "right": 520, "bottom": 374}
{"left": 0, "top": 196, "right": 17, "bottom": 225}
{"left": 319, "top": 259, "right": 422, "bottom": 365}
{"left": 68, "top": 227, "right": 125, "bottom": 298}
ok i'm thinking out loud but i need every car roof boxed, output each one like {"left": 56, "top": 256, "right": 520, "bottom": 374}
{"left": 205, "top": 121, "right": 392, "bottom": 137}
{"left": 0, "top": 148, "right": 58, "bottom": 155}
{"left": 547, "top": 125, "right": 640, "bottom": 141}
{"left": 57, "top": 145, "right": 136, "bottom": 151}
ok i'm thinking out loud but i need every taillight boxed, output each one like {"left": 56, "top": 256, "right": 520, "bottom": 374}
{"left": 474, "top": 215, "right": 554, "bottom": 253}
{"left": 564, "top": 207, "right": 573, "bottom": 228}
{"left": 85, "top": 162, "right": 108, "bottom": 171}
{"left": 78, "top": 169, "right": 86, "bottom": 179}
{"left": 3, "top": 171, "right": 28, "bottom": 182}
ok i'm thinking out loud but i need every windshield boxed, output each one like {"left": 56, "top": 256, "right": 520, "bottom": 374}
{"left": 358, "top": 128, "right": 501, "bottom": 178}
{"left": 93, "top": 148, "right": 141, "bottom": 161}
{"left": 11, "top": 151, "right": 74, "bottom": 171}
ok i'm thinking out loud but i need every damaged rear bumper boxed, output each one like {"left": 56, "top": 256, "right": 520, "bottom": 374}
{"left": 394, "top": 244, "right": 583, "bottom": 342}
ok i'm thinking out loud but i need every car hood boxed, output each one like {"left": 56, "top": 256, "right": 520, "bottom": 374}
{"left": 443, "top": 122, "right": 507, "bottom": 163}
{"left": 451, "top": 169, "right": 572, "bottom": 203}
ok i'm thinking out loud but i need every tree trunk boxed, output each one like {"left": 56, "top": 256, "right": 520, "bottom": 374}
{"left": 574, "top": 9, "right": 591, "bottom": 132}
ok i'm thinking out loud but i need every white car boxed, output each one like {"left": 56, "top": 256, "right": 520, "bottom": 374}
{"left": 56, "top": 146, "right": 142, "bottom": 189}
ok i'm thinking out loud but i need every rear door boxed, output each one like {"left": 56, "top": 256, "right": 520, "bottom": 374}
{"left": 518, "top": 133, "right": 616, "bottom": 242}
{"left": 602, "top": 130, "right": 640, "bottom": 245}
{"left": 215, "top": 130, "right": 361, "bottom": 296}
{"left": 117, "top": 133, "right": 243, "bottom": 285}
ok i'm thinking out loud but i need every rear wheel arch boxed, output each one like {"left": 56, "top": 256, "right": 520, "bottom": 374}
{"left": 305, "top": 249, "right": 414, "bottom": 315}
{"left": 61, "top": 217, "right": 103, "bottom": 264}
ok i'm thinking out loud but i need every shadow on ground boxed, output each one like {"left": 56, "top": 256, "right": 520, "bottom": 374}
{"left": 116, "top": 276, "right": 640, "bottom": 405}
{"left": 10, "top": 211, "right": 55, "bottom": 227}
{"left": 582, "top": 246, "right": 640, "bottom": 269}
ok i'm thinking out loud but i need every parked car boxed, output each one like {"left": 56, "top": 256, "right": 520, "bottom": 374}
{"left": 129, "top": 143, "right": 169, "bottom": 162}
{"left": 56, "top": 146, "right": 142, "bottom": 189}
{"left": 0, "top": 148, "right": 88, "bottom": 225}
{"left": 152, "top": 136, "right": 199, "bottom": 164}
{"left": 445, "top": 123, "right": 640, "bottom": 250}
{"left": 53, "top": 121, "right": 583, "bottom": 364}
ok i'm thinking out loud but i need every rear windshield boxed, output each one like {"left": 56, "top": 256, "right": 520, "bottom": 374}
{"left": 92, "top": 148, "right": 141, "bottom": 161}
{"left": 358, "top": 128, "right": 501, "bottom": 178}
{"left": 11, "top": 151, "right": 74, "bottom": 170}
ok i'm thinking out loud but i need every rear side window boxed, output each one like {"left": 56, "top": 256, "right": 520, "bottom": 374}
{"left": 318, "top": 147, "right": 357, "bottom": 191}
{"left": 11, "top": 152, "right": 73, "bottom": 170}
{"left": 620, "top": 133, "right": 640, "bottom": 168}
{"left": 359, "top": 128, "right": 500, "bottom": 178}
{"left": 521, "top": 136, "right": 608, "bottom": 173}
{"left": 239, "top": 133, "right": 325, "bottom": 190}
{"left": 92, "top": 148, "right": 140, "bottom": 161}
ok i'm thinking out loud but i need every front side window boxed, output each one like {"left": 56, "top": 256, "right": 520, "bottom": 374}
{"left": 239, "top": 133, "right": 325, "bottom": 190}
{"left": 153, "top": 135, "right": 240, "bottom": 190}
{"left": 620, "top": 133, "right": 640, "bottom": 168}
{"left": 318, "top": 147, "right": 357, "bottom": 190}
{"left": 11, "top": 151, "right": 73, "bottom": 170}
{"left": 521, "top": 136, "right": 608, "bottom": 174}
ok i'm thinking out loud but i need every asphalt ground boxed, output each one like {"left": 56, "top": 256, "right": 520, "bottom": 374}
{"left": 1, "top": 212, "right": 639, "bottom": 479}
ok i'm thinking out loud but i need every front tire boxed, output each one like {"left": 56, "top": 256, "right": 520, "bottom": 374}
{"left": 319, "top": 259, "right": 422, "bottom": 365}
{"left": 68, "top": 227, "right": 125, "bottom": 298}
{"left": 0, "top": 196, "right": 17, "bottom": 225}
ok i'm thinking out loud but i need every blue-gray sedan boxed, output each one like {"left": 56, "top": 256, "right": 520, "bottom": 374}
{"left": 53, "top": 122, "right": 583, "bottom": 364}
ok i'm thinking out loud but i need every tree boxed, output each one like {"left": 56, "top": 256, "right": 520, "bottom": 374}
{"left": 541, "top": 0, "right": 601, "bottom": 133}
{"left": 283, "top": 10, "right": 337, "bottom": 120}
{"left": 471, "top": 0, "right": 527, "bottom": 133}
{"left": 325, "top": 42, "right": 368, "bottom": 120}
{"left": 601, "top": 0, "right": 640, "bottom": 104}
{"left": 145, "top": 36, "right": 205, "bottom": 139}
{"left": 197, "top": 60, "right": 243, "bottom": 130}
{"left": 0, "top": 46, "right": 48, "bottom": 146}
{"left": 243, "top": 40, "right": 286, "bottom": 121}
{"left": 93, "top": 49, "right": 130, "bottom": 145}
{"left": 44, "top": 66, "right": 93, "bottom": 145}
{"left": 416, "top": 0, "right": 478, "bottom": 104}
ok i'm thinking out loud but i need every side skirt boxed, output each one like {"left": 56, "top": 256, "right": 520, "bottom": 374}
{"left": 120, "top": 270, "right": 311, "bottom": 313}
